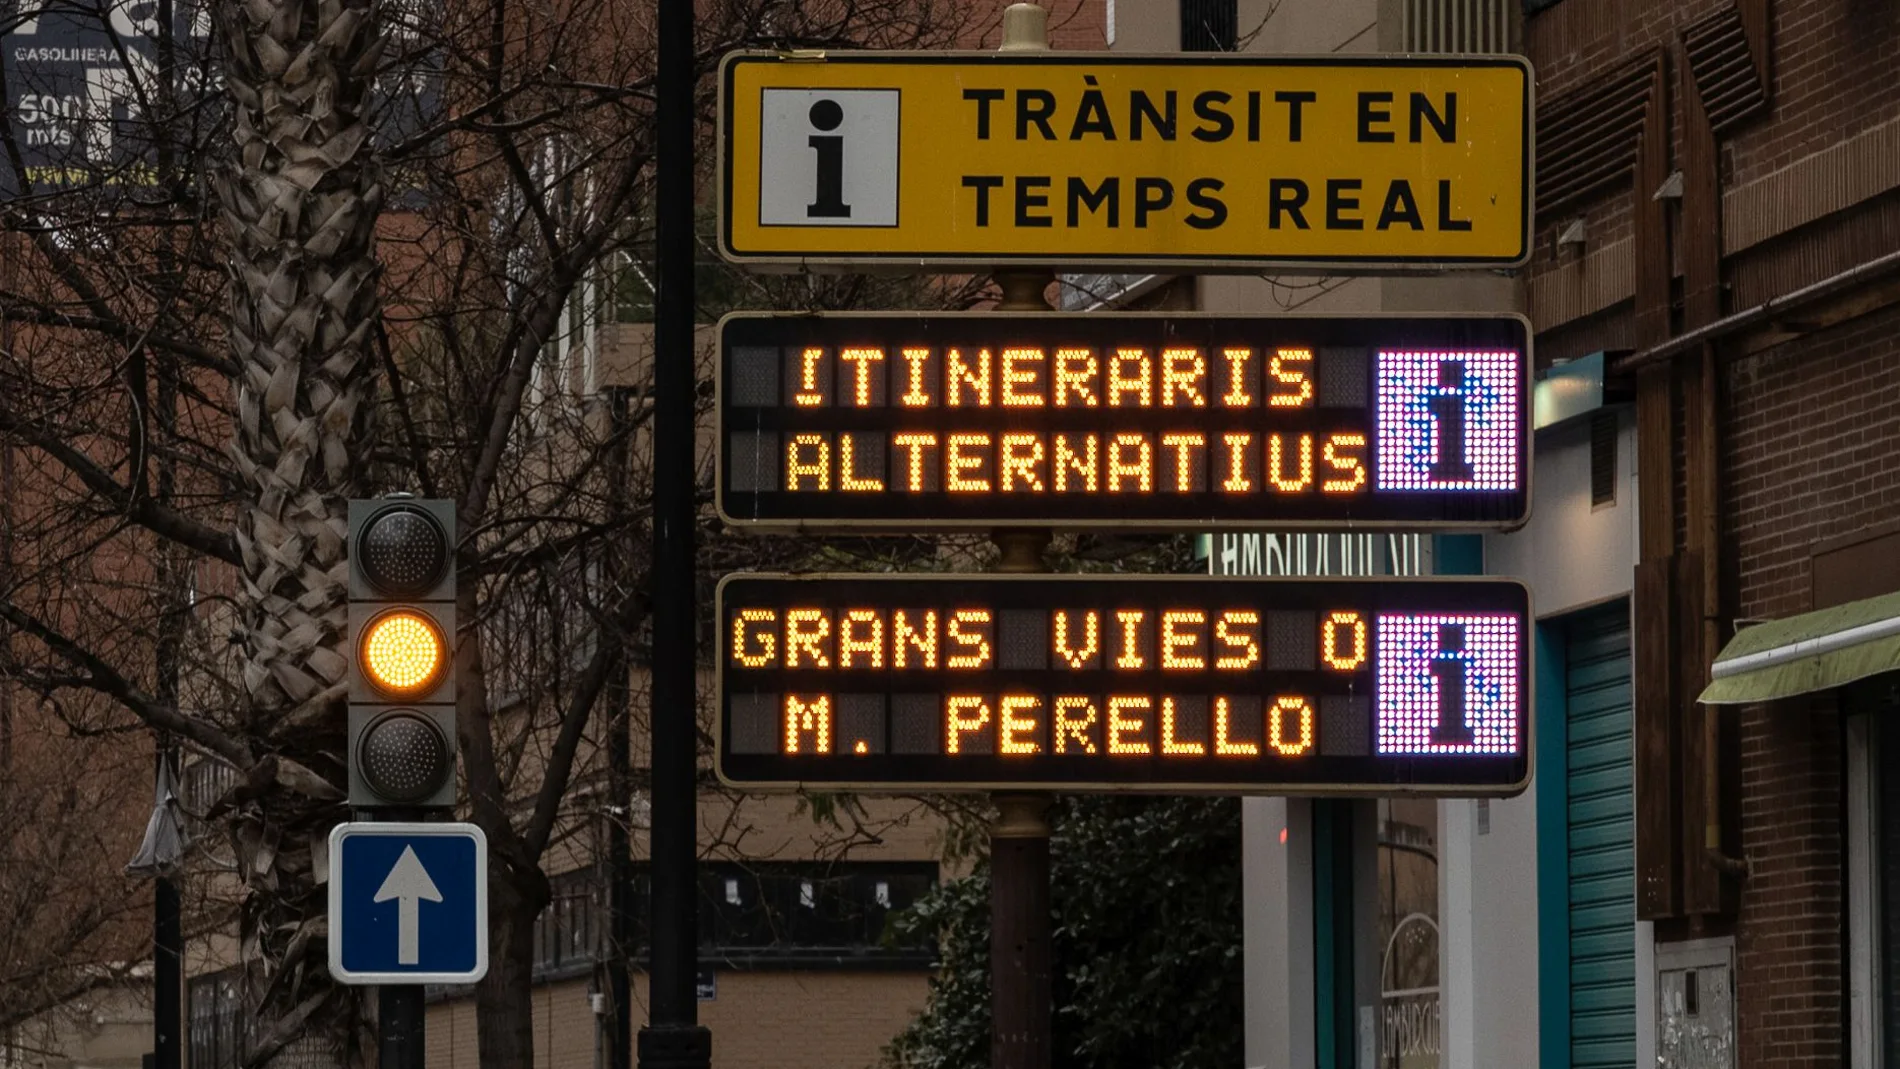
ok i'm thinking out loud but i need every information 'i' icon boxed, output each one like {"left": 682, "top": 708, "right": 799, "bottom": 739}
{"left": 1428, "top": 623, "right": 1474, "bottom": 746}
{"left": 1428, "top": 360, "right": 1476, "bottom": 482}
{"left": 806, "top": 99, "right": 850, "bottom": 219}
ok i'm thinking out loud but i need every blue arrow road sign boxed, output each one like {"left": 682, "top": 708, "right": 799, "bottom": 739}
{"left": 328, "top": 822, "right": 488, "bottom": 985}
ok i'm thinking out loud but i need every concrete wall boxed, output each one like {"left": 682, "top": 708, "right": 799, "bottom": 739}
{"left": 1484, "top": 411, "right": 1639, "bottom": 621}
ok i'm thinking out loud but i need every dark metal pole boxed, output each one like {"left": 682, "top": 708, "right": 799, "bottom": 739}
{"left": 638, "top": 0, "right": 710, "bottom": 1062}
{"left": 990, "top": 519, "right": 1052, "bottom": 1069}
{"left": 378, "top": 985, "right": 425, "bottom": 1069}
{"left": 374, "top": 808, "right": 426, "bottom": 1067}
{"left": 605, "top": 387, "right": 633, "bottom": 1069}
{"left": 986, "top": 8, "right": 1056, "bottom": 1033}
{"left": 154, "top": 746, "right": 182, "bottom": 1069}
{"left": 990, "top": 794, "right": 1053, "bottom": 1069}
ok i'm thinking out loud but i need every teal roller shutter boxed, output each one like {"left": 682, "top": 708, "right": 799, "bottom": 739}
{"left": 1565, "top": 605, "right": 1636, "bottom": 1069}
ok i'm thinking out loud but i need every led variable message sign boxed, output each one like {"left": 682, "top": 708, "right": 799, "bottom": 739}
{"left": 717, "top": 574, "right": 1533, "bottom": 796}
{"left": 718, "top": 52, "right": 1531, "bottom": 270}
{"left": 718, "top": 312, "right": 1531, "bottom": 531}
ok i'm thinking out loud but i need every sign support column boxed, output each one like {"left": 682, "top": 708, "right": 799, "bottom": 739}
{"left": 988, "top": 16, "right": 1054, "bottom": 1068}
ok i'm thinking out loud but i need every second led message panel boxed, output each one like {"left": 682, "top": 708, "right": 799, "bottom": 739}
{"left": 718, "top": 574, "right": 1532, "bottom": 796}
{"left": 718, "top": 312, "right": 1530, "bottom": 531}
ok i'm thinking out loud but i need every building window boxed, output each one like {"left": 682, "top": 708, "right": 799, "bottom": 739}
{"left": 533, "top": 867, "right": 606, "bottom": 980}
{"left": 1590, "top": 410, "right": 1618, "bottom": 508}
{"left": 527, "top": 861, "right": 939, "bottom": 976}
{"left": 635, "top": 861, "right": 939, "bottom": 967}
{"left": 188, "top": 968, "right": 251, "bottom": 1069}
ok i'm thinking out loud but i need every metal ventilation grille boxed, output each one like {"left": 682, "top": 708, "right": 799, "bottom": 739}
{"left": 1684, "top": 5, "right": 1768, "bottom": 134}
{"left": 1402, "top": 0, "right": 1512, "bottom": 54}
{"left": 1590, "top": 410, "right": 1618, "bottom": 507}
{"left": 1536, "top": 53, "right": 1657, "bottom": 218}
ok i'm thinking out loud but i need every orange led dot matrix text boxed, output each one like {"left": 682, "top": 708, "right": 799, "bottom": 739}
{"left": 999, "top": 695, "right": 1042, "bottom": 755}
{"left": 1159, "top": 347, "right": 1208, "bottom": 407}
{"left": 1269, "top": 696, "right": 1316, "bottom": 756}
{"left": 1161, "top": 610, "right": 1207, "bottom": 670}
{"left": 838, "top": 609, "right": 883, "bottom": 668}
{"left": 1268, "top": 348, "right": 1313, "bottom": 408}
{"left": 1107, "top": 348, "right": 1152, "bottom": 407}
{"left": 1053, "top": 697, "right": 1098, "bottom": 754}
{"left": 1114, "top": 610, "right": 1146, "bottom": 669}
{"left": 1322, "top": 611, "right": 1368, "bottom": 671}
{"left": 894, "top": 609, "right": 938, "bottom": 668}
{"left": 946, "top": 609, "right": 993, "bottom": 669}
{"left": 1215, "top": 611, "right": 1261, "bottom": 669}
{"left": 1054, "top": 434, "right": 1098, "bottom": 492}
{"left": 945, "top": 695, "right": 989, "bottom": 754}
{"left": 785, "top": 433, "right": 829, "bottom": 491}
{"left": 784, "top": 609, "right": 830, "bottom": 668}
{"left": 1001, "top": 348, "right": 1046, "bottom": 407}
{"left": 946, "top": 348, "right": 991, "bottom": 407}
{"left": 1221, "top": 347, "right": 1254, "bottom": 406}
{"left": 1053, "top": 348, "right": 1099, "bottom": 407}
{"left": 1107, "top": 696, "right": 1151, "bottom": 754}
{"left": 946, "top": 433, "right": 992, "bottom": 492}
{"left": 1160, "top": 433, "right": 1206, "bottom": 492}
{"left": 891, "top": 433, "right": 937, "bottom": 492}
{"left": 1160, "top": 697, "right": 1206, "bottom": 755}
{"left": 1054, "top": 610, "right": 1100, "bottom": 669}
{"left": 1268, "top": 433, "right": 1314, "bottom": 492}
{"left": 1322, "top": 433, "right": 1368, "bottom": 493}
{"left": 1107, "top": 433, "right": 1153, "bottom": 492}
{"left": 899, "top": 347, "right": 933, "bottom": 406}
{"left": 839, "top": 347, "right": 883, "bottom": 407}
{"left": 732, "top": 608, "right": 776, "bottom": 667}
{"left": 838, "top": 435, "right": 883, "bottom": 492}
{"left": 1000, "top": 434, "right": 1045, "bottom": 491}
{"left": 783, "top": 694, "right": 832, "bottom": 754}
{"left": 1214, "top": 697, "right": 1259, "bottom": 756}
{"left": 793, "top": 347, "right": 825, "bottom": 407}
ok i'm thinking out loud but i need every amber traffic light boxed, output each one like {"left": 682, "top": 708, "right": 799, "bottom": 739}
{"left": 359, "top": 609, "right": 450, "bottom": 697}
{"left": 348, "top": 497, "right": 458, "bottom": 809}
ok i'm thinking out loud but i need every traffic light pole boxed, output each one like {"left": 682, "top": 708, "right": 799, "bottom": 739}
{"left": 638, "top": 0, "right": 711, "bottom": 1063}
{"left": 377, "top": 806, "right": 427, "bottom": 1069}
{"left": 378, "top": 985, "right": 426, "bottom": 1069}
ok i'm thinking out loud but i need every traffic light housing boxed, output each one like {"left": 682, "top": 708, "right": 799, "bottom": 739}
{"left": 348, "top": 497, "right": 458, "bottom": 808}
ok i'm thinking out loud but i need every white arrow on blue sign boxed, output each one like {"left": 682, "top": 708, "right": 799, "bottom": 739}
{"left": 328, "top": 822, "right": 489, "bottom": 985}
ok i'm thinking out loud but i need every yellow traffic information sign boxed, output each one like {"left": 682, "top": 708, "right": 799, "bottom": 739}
{"left": 718, "top": 52, "right": 1532, "bottom": 272}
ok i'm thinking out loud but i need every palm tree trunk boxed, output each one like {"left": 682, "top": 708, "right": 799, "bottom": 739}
{"left": 213, "top": 0, "right": 385, "bottom": 1058}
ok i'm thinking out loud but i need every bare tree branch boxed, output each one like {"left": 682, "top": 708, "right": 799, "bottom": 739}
{"left": 0, "top": 599, "right": 249, "bottom": 767}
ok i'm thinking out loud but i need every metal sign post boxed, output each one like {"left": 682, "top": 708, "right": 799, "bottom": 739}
{"left": 708, "top": 5, "right": 1539, "bottom": 1067}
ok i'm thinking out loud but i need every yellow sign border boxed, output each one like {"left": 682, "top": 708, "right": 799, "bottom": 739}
{"left": 717, "top": 50, "right": 1535, "bottom": 273}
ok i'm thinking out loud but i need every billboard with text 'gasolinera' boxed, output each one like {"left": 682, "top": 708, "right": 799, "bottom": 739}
{"left": 717, "top": 312, "right": 1531, "bottom": 531}
{"left": 715, "top": 574, "right": 1533, "bottom": 797}
{"left": 718, "top": 51, "right": 1531, "bottom": 271}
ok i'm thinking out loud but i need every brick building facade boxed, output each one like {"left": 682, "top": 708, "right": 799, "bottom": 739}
{"left": 1524, "top": 0, "right": 1900, "bottom": 1064}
